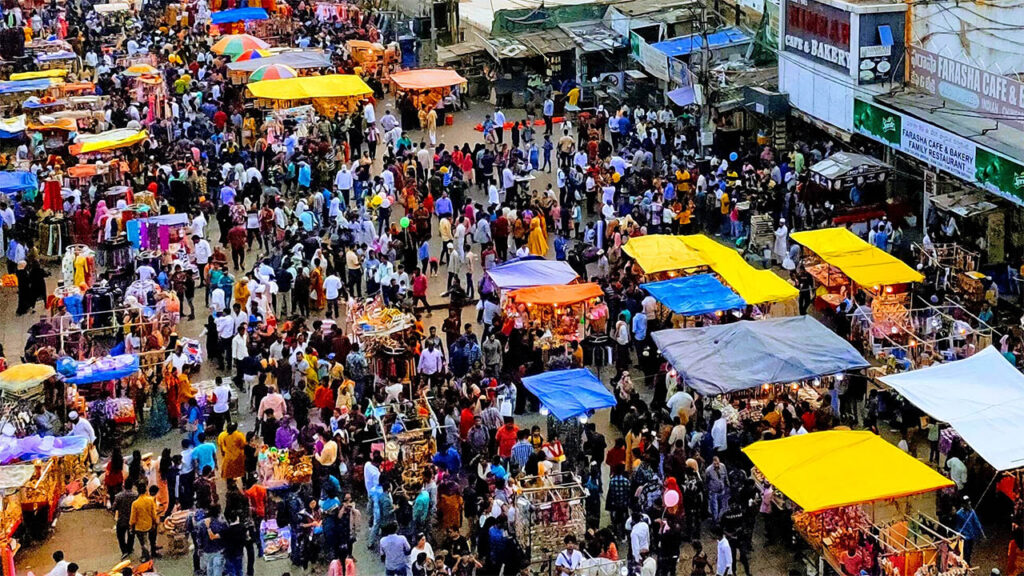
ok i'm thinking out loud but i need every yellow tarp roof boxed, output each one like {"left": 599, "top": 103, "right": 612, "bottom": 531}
{"left": 0, "top": 363, "right": 56, "bottom": 392}
{"left": 70, "top": 129, "right": 148, "bottom": 155}
{"left": 622, "top": 234, "right": 797, "bottom": 304}
{"left": 681, "top": 235, "right": 798, "bottom": 304}
{"left": 743, "top": 430, "right": 953, "bottom": 512}
{"left": 11, "top": 69, "right": 67, "bottom": 81}
{"left": 791, "top": 227, "right": 924, "bottom": 287}
{"left": 621, "top": 234, "right": 708, "bottom": 274}
{"left": 247, "top": 74, "right": 372, "bottom": 101}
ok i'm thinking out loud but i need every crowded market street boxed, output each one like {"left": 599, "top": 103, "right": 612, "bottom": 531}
{"left": 0, "top": 2, "right": 1022, "bottom": 576}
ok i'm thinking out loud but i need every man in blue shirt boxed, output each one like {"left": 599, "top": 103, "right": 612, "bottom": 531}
{"left": 543, "top": 96, "right": 555, "bottom": 135}
{"left": 955, "top": 498, "right": 983, "bottom": 564}
{"left": 435, "top": 192, "right": 453, "bottom": 220}
{"left": 632, "top": 311, "right": 647, "bottom": 351}
{"left": 379, "top": 524, "right": 411, "bottom": 576}
{"left": 191, "top": 433, "right": 218, "bottom": 476}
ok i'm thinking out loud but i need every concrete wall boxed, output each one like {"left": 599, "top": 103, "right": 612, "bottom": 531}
{"left": 779, "top": 50, "right": 854, "bottom": 131}
{"left": 913, "top": 1, "right": 1024, "bottom": 75}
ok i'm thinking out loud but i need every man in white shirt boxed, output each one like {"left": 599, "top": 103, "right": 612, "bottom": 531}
{"left": 493, "top": 107, "right": 506, "bottom": 143}
{"left": 323, "top": 270, "right": 343, "bottom": 319}
{"left": 334, "top": 165, "right": 353, "bottom": 205}
{"left": 715, "top": 528, "right": 733, "bottom": 575}
{"left": 711, "top": 409, "right": 728, "bottom": 452}
{"left": 44, "top": 551, "right": 69, "bottom": 576}
{"left": 212, "top": 376, "right": 232, "bottom": 431}
{"left": 554, "top": 536, "right": 584, "bottom": 575}
{"left": 627, "top": 512, "right": 650, "bottom": 564}
{"left": 136, "top": 264, "right": 156, "bottom": 282}
{"left": 418, "top": 341, "right": 445, "bottom": 386}
{"left": 231, "top": 325, "right": 248, "bottom": 378}
{"left": 193, "top": 236, "right": 212, "bottom": 288}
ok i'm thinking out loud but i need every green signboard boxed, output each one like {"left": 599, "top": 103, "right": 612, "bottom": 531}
{"left": 853, "top": 98, "right": 900, "bottom": 148}
{"left": 975, "top": 148, "right": 1024, "bottom": 204}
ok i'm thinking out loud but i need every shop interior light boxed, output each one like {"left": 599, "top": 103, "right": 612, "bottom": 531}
{"left": 539, "top": 406, "right": 549, "bottom": 416}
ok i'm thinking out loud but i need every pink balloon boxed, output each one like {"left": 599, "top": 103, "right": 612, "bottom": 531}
{"left": 663, "top": 490, "right": 680, "bottom": 508}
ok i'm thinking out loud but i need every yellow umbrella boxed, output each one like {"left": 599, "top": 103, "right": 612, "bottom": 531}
{"left": 124, "top": 63, "right": 159, "bottom": 77}
{"left": 0, "top": 364, "right": 57, "bottom": 394}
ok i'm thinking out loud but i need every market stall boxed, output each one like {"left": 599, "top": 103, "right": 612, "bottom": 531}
{"left": 210, "top": 7, "right": 268, "bottom": 34}
{"left": 347, "top": 296, "right": 416, "bottom": 380}
{"left": 0, "top": 464, "right": 34, "bottom": 575}
{"left": 791, "top": 227, "right": 924, "bottom": 356}
{"left": 370, "top": 396, "right": 438, "bottom": 493}
{"left": 246, "top": 75, "right": 372, "bottom": 116}
{"left": 346, "top": 40, "right": 385, "bottom": 77}
{"left": 621, "top": 234, "right": 709, "bottom": 276}
{"left": 211, "top": 34, "right": 271, "bottom": 58}
{"left": 485, "top": 258, "right": 579, "bottom": 293}
{"left": 389, "top": 68, "right": 466, "bottom": 121}
{"left": 879, "top": 346, "right": 1024, "bottom": 472}
{"left": 225, "top": 49, "right": 331, "bottom": 84}
{"left": 68, "top": 129, "right": 148, "bottom": 156}
{"left": 744, "top": 431, "right": 967, "bottom": 576}
{"left": 641, "top": 273, "right": 747, "bottom": 324}
{"left": 506, "top": 283, "right": 603, "bottom": 346}
{"left": 652, "top": 316, "right": 870, "bottom": 396}
{"left": 521, "top": 368, "right": 615, "bottom": 423}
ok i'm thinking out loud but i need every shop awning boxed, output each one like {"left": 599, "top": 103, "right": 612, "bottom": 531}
{"left": 652, "top": 27, "right": 750, "bottom": 58}
{"left": 642, "top": 274, "right": 746, "bottom": 316}
{"left": 93, "top": 2, "right": 131, "bottom": 13}
{"left": 0, "top": 79, "right": 56, "bottom": 95}
{"left": 743, "top": 430, "right": 954, "bottom": 511}
{"left": 28, "top": 117, "right": 77, "bottom": 131}
{"left": 809, "top": 151, "right": 890, "bottom": 189}
{"left": 667, "top": 86, "right": 696, "bottom": 107}
{"left": 0, "top": 435, "right": 89, "bottom": 465}
{"left": 211, "top": 7, "right": 268, "bottom": 24}
{"left": 0, "top": 464, "right": 35, "bottom": 493}
{"left": 0, "top": 171, "right": 37, "bottom": 195}
{"left": 879, "top": 346, "right": 1024, "bottom": 471}
{"left": 791, "top": 227, "right": 924, "bottom": 287}
{"left": 0, "top": 115, "right": 25, "bottom": 138}
{"left": 681, "top": 235, "right": 798, "bottom": 304}
{"left": 487, "top": 260, "right": 578, "bottom": 290}
{"left": 10, "top": 69, "right": 67, "bottom": 81}
{"left": 70, "top": 129, "right": 147, "bottom": 155}
{"left": 227, "top": 50, "right": 331, "bottom": 72}
{"left": 522, "top": 368, "right": 616, "bottom": 421}
{"left": 652, "top": 316, "right": 869, "bottom": 395}
{"left": 508, "top": 282, "right": 603, "bottom": 306}
{"left": 622, "top": 234, "right": 708, "bottom": 274}
{"left": 0, "top": 363, "right": 56, "bottom": 394}
{"left": 247, "top": 75, "right": 372, "bottom": 100}
{"left": 389, "top": 68, "right": 467, "bottom": 91}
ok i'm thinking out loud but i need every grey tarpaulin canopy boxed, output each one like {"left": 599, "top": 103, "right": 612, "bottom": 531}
{"left": 652, "top": 316, "right": 869, "bottom": 395}
{"left": 227, "top": 50, "right": 332, "bottom": 73}
{"left": 809, "top": 151, "right": 890, "bottom": 190}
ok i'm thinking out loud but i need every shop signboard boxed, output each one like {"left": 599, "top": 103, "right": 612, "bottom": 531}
{"left": 853, "top": 97, "right": 1024, "bottom": 207}
{"left": 783, "top": 0, "right": 851, "bottom": 72}
{"left": 908, "top": 46, "right": 1024, "bottom": 132}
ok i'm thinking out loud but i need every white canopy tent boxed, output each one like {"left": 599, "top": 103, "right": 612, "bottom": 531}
{"left": 879, "top": 346, "right": 1024, "bottom": 471}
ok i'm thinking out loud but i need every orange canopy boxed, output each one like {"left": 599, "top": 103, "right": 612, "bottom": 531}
{"left": 509, "top": 283, "right": 603, "bottom": 306}
{"left": 390, "top": 68, "right": 466, "bottom": 91}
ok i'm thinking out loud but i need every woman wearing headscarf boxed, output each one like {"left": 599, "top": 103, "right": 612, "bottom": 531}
{"left": 527, "top": 218, "right": 547, "bottom": 256}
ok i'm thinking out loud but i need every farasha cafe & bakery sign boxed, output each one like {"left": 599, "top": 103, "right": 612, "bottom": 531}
{"left": 784, "top": 0, "right": 851, "bottom": 72}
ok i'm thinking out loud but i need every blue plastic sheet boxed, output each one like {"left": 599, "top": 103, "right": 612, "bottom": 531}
{"left": 211, "top": 7, "right": 268, "bottom": 23}
{"left": 522, "top": 368, "right": 616, "bottom": 421}
{"left": 0, "top": 171, "right": 37, "bottom": 195}
{"left": 0, "top": 79, "right": 53, "bottom": 95}
{"left": 63, "top": 354, "right": 140, "bottom": 385}
{"left": 642, "top": 274, "right": 746, "bottom": 316}
{"left": 652, "top": 317, "right": 869, "bottom": 395}
{"left": 0, "top": 435, "right": 89, "bottom": 464}
{"left": 652, "top": 27, "right": 750, "bottom": 58}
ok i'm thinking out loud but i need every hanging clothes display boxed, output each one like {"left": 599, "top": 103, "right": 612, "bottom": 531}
{"left": 97, "top": 238, "right": 132, "bottom": 269}
{"left": 38, "top": 214, "right": 68, "bottom": 257}
{"left": 42, "top": 179, "right": 62, "bottom": 212}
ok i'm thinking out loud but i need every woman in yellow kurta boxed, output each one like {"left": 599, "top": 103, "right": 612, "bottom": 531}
{"left": 217, "top": 422, "right": 247, "bottom": 480}
{"left": 527, "top": 218, "right": 548, "bottom": 256}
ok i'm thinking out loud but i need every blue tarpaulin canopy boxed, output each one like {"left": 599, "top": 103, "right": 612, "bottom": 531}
{"left": 63, "top": 354, "right": 140, "bottom": 385}
{"left": 0, "top": 171, "right": 37, "bottom": 195}
{"left": 487, "top": 259, "right": 579, "bottom": 290}
{"left": 522, "top": 368, "right": 616, "bottom": 421}
{"left": 652, "top": 317, "right": 869, "bottom": 395}
{"left": 0, "top": 79, "right": 54, "bottom": 95}
{"left": 211, "top": 7, "right": 268, "bottom": 23}
{"left": 652, "top": 27, "right": 750, "bottom": 58}
{"left": 642, "top": 274, "right": 746, "bottom": 316}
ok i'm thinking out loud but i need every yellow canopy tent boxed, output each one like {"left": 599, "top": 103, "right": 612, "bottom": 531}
{"left": 743, "top": 430, "right": 953, "bottom": 512}
{"left": 246, "top": 74, "right": 372, "bottom": 100}
{"left": 70, "top": 129, "right": 148, "bottom": 155}
{"left": 681, "top": 235, "right": 798, "bottom": 304}
{"left": 0, "top": 364, "right": 56, "bottom": 395}
{"left": 790, "top": 227, "right": 924, "bottom": 287}
{"left": 10, "top": 69, "right": 67, "bottom": 81}
{"left": 621, "top": 234, "right": 708, "bottom": 274}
